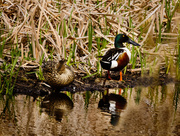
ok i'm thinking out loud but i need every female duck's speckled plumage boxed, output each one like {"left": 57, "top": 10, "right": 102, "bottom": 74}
{"left": 42, "top": 59, "right": 74, "bottom": 89}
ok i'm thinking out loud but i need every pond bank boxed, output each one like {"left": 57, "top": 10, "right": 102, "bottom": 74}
{"left": 13, "top": 68, "right": 175, "bottom": 97}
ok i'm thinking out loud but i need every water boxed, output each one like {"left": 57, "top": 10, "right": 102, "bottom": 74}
{"left": 0, "top": 83, "right": 179, "bottom": 136}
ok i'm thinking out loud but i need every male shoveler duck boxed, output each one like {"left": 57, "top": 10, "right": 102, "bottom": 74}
{"left": 100, "top": 34, "right": 141, "bottom": 81}
{"left": 42, "top": 59, "right": 75, "bottom": 89}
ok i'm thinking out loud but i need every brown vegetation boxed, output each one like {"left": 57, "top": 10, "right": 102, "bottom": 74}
{"left": 0, "top": 0, "right": 180, "bottom": 87}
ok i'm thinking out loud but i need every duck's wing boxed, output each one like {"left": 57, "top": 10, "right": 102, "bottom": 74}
{"left": 100, "top": 48, "right": 130, "bottom": 70}
{"left": 101, "top": 48, "right": 124, "bottom": 62}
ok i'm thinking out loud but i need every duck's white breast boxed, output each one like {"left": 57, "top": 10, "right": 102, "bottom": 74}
{"left": 122, "top": 47, "right": 131, "bottom": 60}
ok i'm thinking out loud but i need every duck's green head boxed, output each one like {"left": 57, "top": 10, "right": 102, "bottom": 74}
{"left": 114, "top": 34, "right": 141, "bottom": 48}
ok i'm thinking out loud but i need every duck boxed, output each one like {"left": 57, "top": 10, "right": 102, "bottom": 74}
{"left": 42, "top": 59, "right": 75, "bottom": 89}
{"left": 100, "top": 34, "right": 141, "bottom": 81}
{"left": 98, "top": 89, "right": 127, "bottom": 126}
{"left": 41, "top": 92, "right": 74, "bottom": 122}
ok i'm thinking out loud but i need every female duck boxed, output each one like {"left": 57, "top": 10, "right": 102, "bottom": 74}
{"left": 42, "top": 59, "right": 74, "bottom": 89}
{"left": 100, "top": 34, "right": 141, "bottom": 81}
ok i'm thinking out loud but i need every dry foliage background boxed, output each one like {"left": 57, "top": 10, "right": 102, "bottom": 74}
{"left": 0, "top": 0, "right": 180, "bottom": 76}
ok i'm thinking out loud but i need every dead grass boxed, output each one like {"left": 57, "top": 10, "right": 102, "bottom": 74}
{"left": 0, "top": 0, "right": 179, "bottom": 76}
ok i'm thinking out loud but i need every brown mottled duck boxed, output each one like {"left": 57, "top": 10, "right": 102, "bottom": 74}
{"left": 42, "top": 59, "right": 74, "bottom": 89}
{"left": 41, "top": 93, "right": 74, "bottom": 122}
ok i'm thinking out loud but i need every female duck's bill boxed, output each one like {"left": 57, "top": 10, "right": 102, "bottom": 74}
{"left": 100, "top": 34, "right": 141, "bottom": 81}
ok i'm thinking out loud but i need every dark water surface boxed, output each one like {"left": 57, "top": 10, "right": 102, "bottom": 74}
{"left": 0, "top": 83, "right": 180, "bottom": 136}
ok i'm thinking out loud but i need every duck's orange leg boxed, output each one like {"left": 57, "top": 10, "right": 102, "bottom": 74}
{"left": 119, "top": 72, "right": 122, "bottom": 95}
{"left": 108, "top": 70, "right": 112, "bottom": 80}
{"left": 119, "top": 88, "right": 122, "bottom": 95}
{"left": 119, "top": 71, "right": 122, "bottom": 81}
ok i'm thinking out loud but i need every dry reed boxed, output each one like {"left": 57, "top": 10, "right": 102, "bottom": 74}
{"left": 0, "top": 0, "right": 179, "bottom": 76}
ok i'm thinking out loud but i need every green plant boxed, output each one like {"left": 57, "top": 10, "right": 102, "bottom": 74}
{"left": 67, "top": 41, "right": 76, "bottom": 65}
{"left": 135, "top": 88, "right": 142, "bottom": 104}
{"left": 84, "top": 91, "right": 91, "bottom": 109}
{"left": 0, "top": 45, "right": 21, "bottom": 95}
{"left": 174, "top": 82, "right": 180, "bottom": 112}
{"left": 88, "top": 20, "right": 93, "bottom": 52}
{"left": 158, "top": 16, "right": 162, "bottom": 43}
{"left": 0, "top": 38, "right": 5, "bottom": 58}
{"left": 176, "top": 24, "right": 180, "bottom": 80}
{"left": 0, "top": 94, "right": 16, "bottom": 121}
{"left": 82, "top": 72, "right": 99, "bottom": 79}
{"left": 164, "top": 0, "right": 179, "bottom": 32}
{"left": 37, "top": 53, "right": 45, "bottom": 80}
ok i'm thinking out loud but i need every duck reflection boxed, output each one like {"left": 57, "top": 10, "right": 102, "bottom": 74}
{"left": 41, "top": 92, "right": 73, "bottom": 122}
{"left": 98, "top": 89, "right": 127, "bottom": 126}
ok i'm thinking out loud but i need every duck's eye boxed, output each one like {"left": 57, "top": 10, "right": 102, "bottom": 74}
{"left": 123, "top": 35, "right": 125, "bottom": 37}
